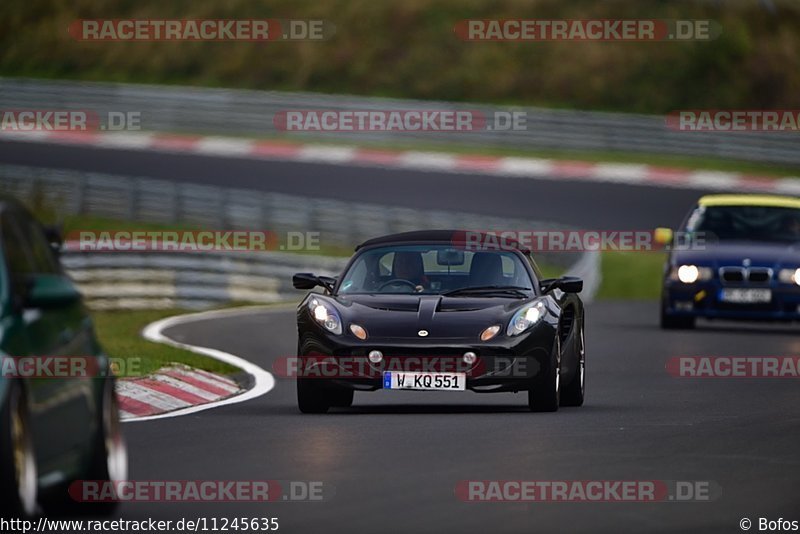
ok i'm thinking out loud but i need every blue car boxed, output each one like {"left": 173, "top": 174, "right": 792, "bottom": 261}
{"left": 658, "top": 194, "right": 800, "bottom": 329}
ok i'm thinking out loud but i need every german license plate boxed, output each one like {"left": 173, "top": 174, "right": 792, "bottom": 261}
{"left": 719, "top": 288, "right": 772, "bottom": 303}
{"left": 383, "top": 371, "right": 466, "bottom": 391}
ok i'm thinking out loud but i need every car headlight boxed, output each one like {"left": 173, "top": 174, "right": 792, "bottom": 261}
{"left": 778, "top": 268, "right": 800, "bottom": 286}
{"left": 670, "top": 265, "right": 712, "bottom": 284}
{"left": 507, "top": 301, "right": 547, "bottom": 336}
{"left": 308, "top": 297, "right": 343, "bottom": 335}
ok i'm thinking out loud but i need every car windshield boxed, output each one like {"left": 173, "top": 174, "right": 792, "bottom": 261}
{"left": 337, "top": 245, "right": 534, "bottom": 295}
{"left": 685, "top": 205, "right": 800, "bottom": 244}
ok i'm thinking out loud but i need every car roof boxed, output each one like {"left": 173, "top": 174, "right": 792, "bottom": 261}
{"left": 355, "top": 230, "right": 531, "bottom": 253}
{"left": 698, "top": 194, "right": 800, "bottom": 209}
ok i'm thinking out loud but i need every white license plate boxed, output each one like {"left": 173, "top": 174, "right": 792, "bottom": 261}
{"left": 719, "top": 288, "right": 772, "bottom": 303}
{"left": 383, "top": 371, "right": 466, "bottom": 391}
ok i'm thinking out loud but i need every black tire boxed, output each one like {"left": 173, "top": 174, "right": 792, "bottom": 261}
{"left": 660, "top": 305, "right": 696, "bottom": 329}
{"left": 43, "top": 378, "right": 127, "bottom": 517}
{"left": 0, "top": 382, "right": 38, "bottom": 518}
{"left": 329, "top": 388, "right": 354, "bottom": 408}
{"left": 84, "top": 379, "right": 127, "bottom": 516}
{"left": 528, "top": 336, "right": 560, "bottom": 412}
{"left": 561, "top": 323, "right": 585, "bottom": 407}
{"left": 297, "top": 378, "right": 331, "bottom": 413}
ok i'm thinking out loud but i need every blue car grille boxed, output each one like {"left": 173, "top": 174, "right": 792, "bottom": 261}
{"left": 719, "top": 266, "right": 772, "bottom": 285}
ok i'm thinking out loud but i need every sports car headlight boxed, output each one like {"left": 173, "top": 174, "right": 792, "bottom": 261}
{"left": 671, "top": 265, "right": 712, "bottom": 284}
{"left": 778, "top": 268, "right": 800, "bottom": 286}
{"left": 507, "top": 301, "right": 547, "bottom": 336}
{"left": 308, "top": 297, "right": 343, "bottom": 335}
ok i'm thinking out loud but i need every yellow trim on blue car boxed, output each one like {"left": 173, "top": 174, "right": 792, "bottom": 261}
{"left": 698, "top": 194, "right": 800, "bottom": 209}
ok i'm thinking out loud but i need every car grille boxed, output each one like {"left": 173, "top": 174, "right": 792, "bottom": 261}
{"left": 719, "top": 266, "right": 772, "bottom": 285}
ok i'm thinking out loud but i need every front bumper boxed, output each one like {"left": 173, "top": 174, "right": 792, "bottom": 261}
{"left": 297, "top": 326, "right": 556, "bottom": 393}
{"left": 662, "top": 280, "right": 800, "bottom": 321}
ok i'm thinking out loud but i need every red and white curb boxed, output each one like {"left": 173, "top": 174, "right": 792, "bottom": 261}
{"left": 116, "top": 364, "right": 243, "bottom": 420}
{"left": 2, "top": 129, "right": 799, "bottom": 195}
{"left": 120, "top": 306, "right": 277, "bottom": 423}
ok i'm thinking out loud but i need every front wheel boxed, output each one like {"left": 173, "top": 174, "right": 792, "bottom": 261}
{"left": 0, "top": 383, "right": 38, "bottom": 518}
{"left": 528, "top": 337, "right": 560, "bottom": 412}
{"left": 561, "top": 323, "right": 585, "bottom": 407}
{"left": 329, "top": 388, "right": 354, "bottom": 408}
{"left": 43, "top": 378, "right": 127, "bottom": 517}
{"left": 660, "top": 305, "right": 695, "bottom": 329}
{"left": 297, "top": 378, "right": 331, "bottom": 413}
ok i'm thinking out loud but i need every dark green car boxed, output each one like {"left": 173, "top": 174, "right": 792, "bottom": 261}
{"left": 0, "top": 197, "right": 126, "bottom": 518}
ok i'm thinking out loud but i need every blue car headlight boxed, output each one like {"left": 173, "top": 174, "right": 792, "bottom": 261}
{"left": 308, "top": 297, "right": 343, "bottom": 335}
{"left": 507, "top": 301, "right": 547, "bottom": 336}
{"left": 778, "top": 268, "right": 800, "bottom": 286}
{"left": 669, "top": 265, "right": 713, "bottom": 284}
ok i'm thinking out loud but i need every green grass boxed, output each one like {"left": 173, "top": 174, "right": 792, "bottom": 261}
{"left": 3, "top": 0, "right": 800, "bottom": 116}
{"left": 92, "top": 308, "right": 241, "bottom": 377}
{"left": 597, "top": 251, "right": 665, "bottom": 301}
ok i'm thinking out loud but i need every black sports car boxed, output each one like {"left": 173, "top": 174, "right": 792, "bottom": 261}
{"left": 292, "top": 230, "right": 585, "bottom": 413}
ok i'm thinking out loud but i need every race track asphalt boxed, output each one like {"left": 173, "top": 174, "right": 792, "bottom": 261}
{"left": 117, "top": 302, "right": 800, "bottom": 533}
{"left": 0, "top": 139, "right": 708, "bottom": 228}
{"left": 1, "top": 139, "right": 798, "bottom": 532}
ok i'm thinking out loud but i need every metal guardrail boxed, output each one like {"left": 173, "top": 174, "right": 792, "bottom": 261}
{"left": 0, "top": 164, "right": 599, "bottom": 309}
{"left": 59, "top": 248, "right": 599, "bottom": 310}
{"left": 1, "top": 78, "right": 798, "bottom": 165}
{"left": 0, "top": 164, "right": 579, "bottom": 253}
{"left": 60, "top": 249, "right": 348, "bottom": 310}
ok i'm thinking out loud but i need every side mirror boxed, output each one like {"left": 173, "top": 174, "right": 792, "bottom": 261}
{"left": 558, "top": 277, "right": 584, "bottom": 294}
{"left": 654, "top": 227, "right": 673, "bottom": 247}
{"left": 292, "top": 273, "right": 336, "bottom": 292}
{"left": 43, "top": 225, "right": 63, "bottom": 257}
{"left": 26, "top": 275, "right": 81, "bottom": 309}
{"left": 540, "top": 276, "right": 583, "bottom": 294}
{"left": 293, "top": 273, "right": 321, "bottom": 290}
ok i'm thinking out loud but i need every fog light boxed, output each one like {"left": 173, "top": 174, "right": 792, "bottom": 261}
{"left": 463, "top": 351, "right": 477, "bottom": 365}
{"left": 368, "top": 350, "right": 383, "bottom": 363}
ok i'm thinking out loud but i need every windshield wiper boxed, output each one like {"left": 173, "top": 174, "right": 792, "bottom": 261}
{"left": 442, "top": 285, "right": 531, "bottom": 298}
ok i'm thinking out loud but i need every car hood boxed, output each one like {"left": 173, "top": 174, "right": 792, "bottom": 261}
{"left": 333, "top": 294, "right": 529, "bottom": 340}
{"left": 671, "top": 241, "right": 800, "bottom": 268}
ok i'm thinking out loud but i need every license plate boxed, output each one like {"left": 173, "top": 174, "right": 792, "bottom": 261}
{"left": 383, "top": 371, "right": 466, "bottom": 391}
{"left": 719, "top": 288, "right": 772, "bottom": 303}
